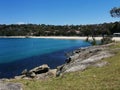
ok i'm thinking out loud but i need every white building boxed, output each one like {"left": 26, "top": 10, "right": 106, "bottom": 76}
{"left": 113, "top": 33, "right": 120, "bottom": 37}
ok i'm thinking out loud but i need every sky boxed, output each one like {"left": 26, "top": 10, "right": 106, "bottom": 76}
{"left": 0, "top": 0, "right": 120, "bottom": 25}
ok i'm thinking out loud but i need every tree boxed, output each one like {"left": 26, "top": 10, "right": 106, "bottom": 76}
{"left": 100, "top": 8, "right": 120, "bottom": 45}
{"left": 110, "top": 7, "right": 120, "bottom": 17}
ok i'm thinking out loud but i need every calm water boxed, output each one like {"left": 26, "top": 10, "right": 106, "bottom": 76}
{"left": 0, "top": 38, "right": 91, "bottom": 78}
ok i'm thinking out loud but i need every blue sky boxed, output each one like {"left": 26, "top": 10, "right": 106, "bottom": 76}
{"left": 0, "top": 0, "right": 120, "bottom": 25}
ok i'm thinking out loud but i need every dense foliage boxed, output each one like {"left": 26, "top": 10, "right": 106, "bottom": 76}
{"left": 110, "top": 7, "right": 120, "bottom": 17}
{"left": 0, "top": 22, "right": 120, "bottom": 36}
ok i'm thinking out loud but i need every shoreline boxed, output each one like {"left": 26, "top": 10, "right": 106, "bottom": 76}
{"left": 0, "top": 36, "right": 120, "bottom": 41}
{"left": 3, "top": 43, "right": 114, "bottom": 80}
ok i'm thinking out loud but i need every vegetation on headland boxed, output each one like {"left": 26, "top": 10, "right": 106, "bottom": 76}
{"left": 0, "top": 21, "right": 120, "bottom": 37}
{"left": 10, "top": 42, "right": 120, "bottom": 90}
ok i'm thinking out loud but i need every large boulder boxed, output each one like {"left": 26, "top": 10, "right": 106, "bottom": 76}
{"left": 29, "top": 64, "right": 50, "bottom": 74}
{"left": 35, "top": 69, "right": 57, "bottom": 79}
{"left": 16, "top": 64, "right": 51, "bottom": 79}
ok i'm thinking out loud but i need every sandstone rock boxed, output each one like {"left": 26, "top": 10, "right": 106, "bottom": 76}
{"left": 0, "top": 78, "right": 10, "bottom": 82}
{"left": 65, "top": 65, "right": 88, "bottom": 73}
{"left": 36, "top": 73, "right": 48, "bottom": 80}
{"left": 57, "top": 45, "right": 113, "bottom": 75}
{"left": 30, "top": 72, "right": 36, "bottom": 78}
{"left": 35, "top": 69, "right": 57, "bottom": 79}
{"left": 47, "top": 69, "right": 57, "bottom": 77}
{"left": 15, "top": 64, "right": 51, "bottom": 80}
{"left": 29, "top": 64, "right": 50, "bottom": 74}
{"left": 14, "top": 75, "right": 25, "bottom": 80}
{"left": 0, "top": 82, "right": 23, "bottom": 90}
{"left": 21, "top": 69, "right": 28, "bottom": 75}
{"left": 22, "top": 77, "right": 31, "bottom": 80}
{"left": 94, "top": 61, "right": 108, "bottom": 67}
{"left": 69, "top": 54, "right": 79, "bottom": 61}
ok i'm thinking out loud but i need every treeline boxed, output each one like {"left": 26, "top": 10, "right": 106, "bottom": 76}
{"left": 0, "top": 22, "right": 120, "bottom": 36}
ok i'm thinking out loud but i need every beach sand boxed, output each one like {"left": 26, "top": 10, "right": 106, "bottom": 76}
{"left": 0, "top": 36, "right": 120, "bottom": 41}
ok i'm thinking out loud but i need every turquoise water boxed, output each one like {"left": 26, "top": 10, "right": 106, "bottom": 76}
{"left": 0, "top": 38, "right": 91, "bottom": 78}
{"left": 0, "top": 38, "right": 90, "bottom": 63}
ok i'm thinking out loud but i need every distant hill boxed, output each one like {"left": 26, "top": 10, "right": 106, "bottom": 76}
{"left": 0, "top": 22, "right": 120, "bottom": 36}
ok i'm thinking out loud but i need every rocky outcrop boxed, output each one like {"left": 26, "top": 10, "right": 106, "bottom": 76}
{"left": 0, "top": 81, "right": 23, "bottom": 90}
{"left": 15, "top": 44, "right": 114, "bottom": 79}
{"left": 57, "top": 45, "right": 114, "bottom": 76}
{"left": 15, "top": 64, "right": 57, "bottom": 80}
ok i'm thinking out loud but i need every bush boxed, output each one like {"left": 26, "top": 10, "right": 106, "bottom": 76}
{"left": 101, "top": 36, "right": 113, "bottom": 45}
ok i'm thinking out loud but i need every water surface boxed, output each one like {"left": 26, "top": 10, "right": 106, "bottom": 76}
{"left": 0, "top": 38, "right": 91, "bottom": 78}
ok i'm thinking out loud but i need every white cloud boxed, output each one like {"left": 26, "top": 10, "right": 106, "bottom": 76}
{"left": 17, "top": 22, "right": 26, "bottom": 25}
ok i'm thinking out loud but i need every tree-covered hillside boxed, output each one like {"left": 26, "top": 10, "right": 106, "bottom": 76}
{"left": 0, "top": 22, "right": 120, "bottom": 36}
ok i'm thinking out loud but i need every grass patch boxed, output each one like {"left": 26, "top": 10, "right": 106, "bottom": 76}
{"left": 11, "top": 42, "right": 120, "bottom": 90}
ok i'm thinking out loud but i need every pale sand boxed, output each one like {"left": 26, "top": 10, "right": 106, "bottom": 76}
{"left": 0, "top": 36, "right": 120, "bottom": 41}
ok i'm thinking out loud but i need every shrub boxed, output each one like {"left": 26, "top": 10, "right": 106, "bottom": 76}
{"left": 101, "top": 36, "right": 113, "bottom": 45}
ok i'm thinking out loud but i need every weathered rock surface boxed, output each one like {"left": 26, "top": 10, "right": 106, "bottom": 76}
{"left": 30, "top": 64, "right": 49, "bottom": 74}
{"left": 94, "top": 61, "right": 108, "bottom": 68}
{"left": 0, "top": 81, "right": 23, "bottom": 90}
{"left": 57, "top": 45, "right": 113, "bottom": 76}
{"left": 15, "top": 64, "right": 57, "bottom": 80}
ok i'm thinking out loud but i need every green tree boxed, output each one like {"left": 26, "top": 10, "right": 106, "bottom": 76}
{"left": 110, "top": 7, "right": 120, "bottom": 17}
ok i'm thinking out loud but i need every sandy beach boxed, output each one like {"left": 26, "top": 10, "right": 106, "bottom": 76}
{"left": 0, "top": 36, "right": 120, "bottom": 41}
{"left": 32, "top": 36, "right": 120, "bottom": 41}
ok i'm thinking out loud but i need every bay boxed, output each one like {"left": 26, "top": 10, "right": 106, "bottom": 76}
{"left": 0, "top": 38, "right": 91, "bottom": 78}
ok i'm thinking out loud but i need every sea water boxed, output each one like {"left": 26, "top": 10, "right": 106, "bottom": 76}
{"left": 0, "top": 38, "right": 91, "bottom": 78}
